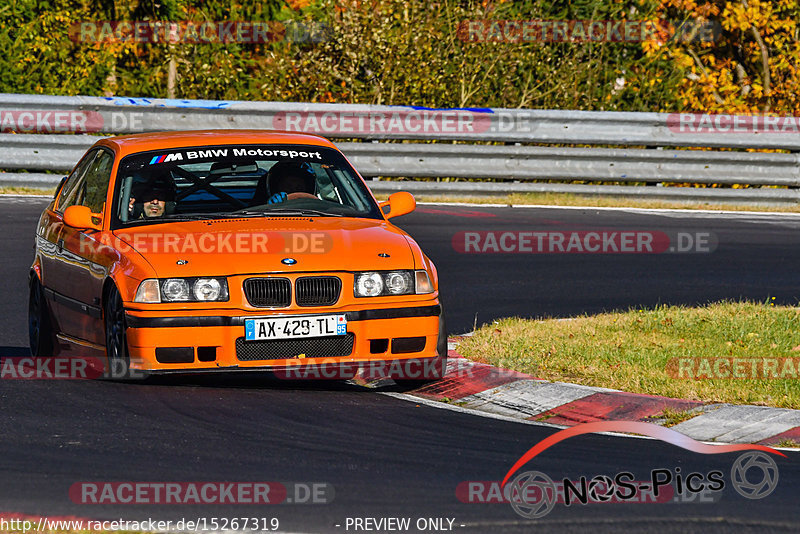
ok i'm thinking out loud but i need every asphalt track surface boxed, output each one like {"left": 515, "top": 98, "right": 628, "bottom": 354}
{"left": 1, "top": 196, "right": 799, "bottom": 533}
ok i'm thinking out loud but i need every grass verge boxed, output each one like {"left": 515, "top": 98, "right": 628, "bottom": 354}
{"left": 457, "top": 301, "right": 800, "bottom": 409}
{"left": 4, "top": 187, "right": 800, "bottom": 214}
{"left": 4, "top": 187, "right": 800, "bottom": 213}
{"left": 0, "top": 186, "right": 55, "bottom": 196}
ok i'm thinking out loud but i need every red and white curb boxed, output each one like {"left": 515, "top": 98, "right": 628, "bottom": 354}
{"left": 403, "top": 337, "right": 800, "bottom": 446}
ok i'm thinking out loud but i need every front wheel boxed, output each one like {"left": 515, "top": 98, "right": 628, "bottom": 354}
{"left": 104, "top": 285, "right": 133, "bottom": 379}
{"left": 29, "top": 276, "right": 55, "bottom": 358}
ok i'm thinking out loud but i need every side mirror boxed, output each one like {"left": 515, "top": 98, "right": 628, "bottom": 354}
{"left": 63, "top": 205, "right": 102, "bottom": 231}
{"left": 381, "top": 192, "right": 416, "bottom": 219}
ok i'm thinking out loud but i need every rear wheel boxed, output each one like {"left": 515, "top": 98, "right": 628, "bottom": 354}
{"left": 104, "top": 285, "right": 132, "bottom": 379}
{"left": 28, "top": 277, "right": 55, "bottom": 358}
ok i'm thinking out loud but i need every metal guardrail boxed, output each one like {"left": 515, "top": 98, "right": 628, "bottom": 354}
{"left": 1, "top": 93, "right": 799, "bottom": 203}
{"left": 0, "top": 134, "right": 94, "bottom": 171}
{"left": 3, "top": 135, "right": 798, "bottom": 186}
{"left": 2, "top": 92, "right": 800, "bottom": 149}
{"left": 365, "top": 180, "right": 800, "bottom": 203}
{"left": 4, "top": 171, "right": 793, "bottom": 204}
{"left": 345, "top": 143, "right": 800, "bottom": 186}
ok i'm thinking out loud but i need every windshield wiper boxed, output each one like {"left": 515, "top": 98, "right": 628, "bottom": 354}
{"left": 167, "top": 213, "right": 249, "bottom": 220}
{"left": 229, "top": 208, "right": 344, "bottom": 217}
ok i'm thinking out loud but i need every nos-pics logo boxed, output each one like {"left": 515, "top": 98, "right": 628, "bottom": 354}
{"left": 501, "top": 421, "right": 783, "bottom": 520}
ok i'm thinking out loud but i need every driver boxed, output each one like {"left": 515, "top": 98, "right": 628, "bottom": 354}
{"left": 267, "top": 161, "right": 317, "bottom": 204}
{"left": 129, "top": 175, "right": 176, "bottom": 218}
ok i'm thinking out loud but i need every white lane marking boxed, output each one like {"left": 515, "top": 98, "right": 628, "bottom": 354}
{"left": 418, "top": 201, "right": 800, "bottom": 220}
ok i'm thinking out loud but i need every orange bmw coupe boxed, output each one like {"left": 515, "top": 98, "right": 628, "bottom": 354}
{"left": 29, "top": 130, "right": 445, "bottom": 381}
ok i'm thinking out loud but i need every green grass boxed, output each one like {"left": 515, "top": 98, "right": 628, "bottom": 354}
{"left": 457, "top": 301, "right": 800, "bottom": 409}
{"left": 647, "top": 408, "right": 702, "bottom": 427}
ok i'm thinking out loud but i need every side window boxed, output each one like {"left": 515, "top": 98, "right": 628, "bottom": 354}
{"left": 57, "top": 150, "right": 99, "bottom": 212}
{"left": 314, "top": 163, "right": 339, "bottom": 202}
{"left": 82, "top": 151, "right": 114, "bottom": 213}
{"left": 59, "top": 150, "right": 114, "bottom": 214}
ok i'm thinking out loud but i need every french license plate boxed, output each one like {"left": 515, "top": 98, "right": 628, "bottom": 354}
{"left": 245, "top": 315, "right": 347, "bottom": 341}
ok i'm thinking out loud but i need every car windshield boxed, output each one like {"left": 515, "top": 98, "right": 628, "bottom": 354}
{"left": 113, "top": 144, "right": 382, "bottom": 227}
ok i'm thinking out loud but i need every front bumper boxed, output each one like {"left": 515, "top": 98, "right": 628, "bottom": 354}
{"left": 124, "top": 302, "right": 444, "bottom": 379}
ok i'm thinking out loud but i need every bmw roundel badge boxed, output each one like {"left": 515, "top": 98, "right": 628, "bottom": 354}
{"left": 281, "top": 258, "right": 297, "bottom": 265}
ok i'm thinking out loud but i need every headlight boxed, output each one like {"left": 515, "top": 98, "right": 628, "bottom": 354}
{"left": 385, "top": 271, "right": 413, "bottom": 294}
{"left": 133, "top": 278, "right": 229, "bottom": 303}
{"left": 162, "top": 279, "right": 190, "bottom": 301}
{"left": 355, "top": 272, "right": 384, "bottom": 297}
{"left": 354, "top": 270, "right": 432, "bottom": 297}
{"left": 194, "top": 278, "right": 223, "bottom": 301}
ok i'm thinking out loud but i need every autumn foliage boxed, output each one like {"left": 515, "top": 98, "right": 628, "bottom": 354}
{"left": 649, "top": 0, "right": 800, "bottom": 114}
{"left": 0, "top": 0, "right": 797, "bottom": 115}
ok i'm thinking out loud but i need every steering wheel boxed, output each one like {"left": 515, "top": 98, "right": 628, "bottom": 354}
{"left": 287, "top": 192, "right": 317, "bottom": 200}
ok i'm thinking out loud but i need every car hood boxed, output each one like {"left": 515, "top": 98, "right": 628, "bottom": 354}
{"left": 114, "top": 216, "right": 416, "bottom": 277}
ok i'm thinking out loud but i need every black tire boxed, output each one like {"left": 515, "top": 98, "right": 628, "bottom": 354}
{"left": 104, "top": 285, "right": 133, "bottom": 379}
{"left": 436, "top": 309, "right": 448, "bottom": 364}
{"left": 29, "top": 276, "right": 55, "bottom": 358}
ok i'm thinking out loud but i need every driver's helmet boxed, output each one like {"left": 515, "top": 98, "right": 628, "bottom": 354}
{"left": 267, "top": 161, "right": 316, "bottom": 196}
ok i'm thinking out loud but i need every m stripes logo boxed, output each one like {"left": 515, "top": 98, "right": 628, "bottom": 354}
{"left": 149, "top": 152, "right": 184, "bottom": 164}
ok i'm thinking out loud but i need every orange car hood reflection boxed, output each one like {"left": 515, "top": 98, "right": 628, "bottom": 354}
{"left": 113, "top": 217, "right": 415, "bottom": 277}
